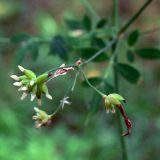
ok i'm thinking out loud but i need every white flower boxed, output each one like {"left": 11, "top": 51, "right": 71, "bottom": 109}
{"left": 21, "top": 86, "right": 28, "bottom": 91}
{"left": 18, "top": 65, "right": 25, "bottom": 72}
{"left": 10, "top": 75, "right": 19, "bottom": 81}
{"left": 30, "top": 80, "right": 35, "bottom": 86}
{"left": 38, "top": 98, "right": 42, "bottom": 106}
{"left": 60, "top": 96, "right": 71, "bottom": 109}
{"left": 13, "top": 82, "right": 22, "bottom": 86}
{"left": 31, "top": 94, "right": 36, "bottom": 101}
{"left": 20, "top": 92, "right": 28, "bottom": 100}
{"left": 46, "top": 93, "right": 52, "bottom": 100}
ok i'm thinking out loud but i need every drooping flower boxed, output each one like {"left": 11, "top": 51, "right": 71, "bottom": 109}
{"left": 103, "top": 93, "right": 125, "bottom": 114}
{"left": 103, "top": 93, "right": 132, "bottom": 136}
{"left": 32, "top": 107, "right": 52, "bottom": 128}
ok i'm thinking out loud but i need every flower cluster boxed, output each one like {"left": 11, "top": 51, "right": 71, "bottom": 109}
{"left": 103, "top": 93, "right": 132, "bottom": 136}
{"left": 11, "top": 64, "right": 74, "bottom": 106}
{"left": 11, "top": 65, "right": 52, "bottom": 106}
{"left": 11, "top": 64, "right": 74, "bottom": 128}
{"left": 33, "top": 107, "right": 52, "bottom": 128}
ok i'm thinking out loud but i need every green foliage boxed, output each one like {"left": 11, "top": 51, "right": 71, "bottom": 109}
{"left": 11, "top": 33, "right": 31, "bottom": 44}
{"left": 116, "top": 63, "right": 141, "bottom": 83}
{"left": 80, "top": 48, "right": 109, "bottom": 62}
{"left": 128, "top": 29, "right": 139, "bottom": 46}
{"left": 82, "top": 15, "right": 92, "bottom": 31}
{"left": 136, "top": 48, "right": 160, "bottom": 59}
{"left": 96, "top": 18, "right": 108, "bottom": 29}
{"left": 0, "top": 0, "right": 160, "bottom": 160}
{"left": 50, "top": 35, "right": 68, "bottom": 61}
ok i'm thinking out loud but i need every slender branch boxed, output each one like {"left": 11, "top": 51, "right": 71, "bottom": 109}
{"left": 80, "top": 0, "right": 99, "bottom": 21}
{"left": 84, "top": 38, "right": 117, "bottom": 64}
{"left": 71, "top": 71, "right": 80, "bottom": 91}
{"left": 119, "top": 0, "right": 153, "bottom": 35}
{"left": 112, "top": 0, "right": 128, "bottom": 160}
{"left": 79, "top": 66, "right": 104, "bottom": 97}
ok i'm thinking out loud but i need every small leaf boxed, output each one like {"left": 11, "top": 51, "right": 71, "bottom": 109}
{"left": 64, "top": 19, "right": 82, "bottom": 30}
{"left": 116, "top": 63, "right": 141, "bottom": 84}
{"left": 128, "top": 30, "right": 139, "bottom": 46}
{"left": 50, "top": 35, "right": 68, "bottom": 61}
{"left": 82, "top": 15, "right": 92, "bottom": 31}
{"left": 11, "top": 33, "right": 31, "bottom": 43}
{"left": 136, "top": 48, "right": 160, "bottom": 59}
{"left": 81, "top": 77, "right": 104, "bottom": 87}
{"left": 126, "top": 50, "right": 135, "bottom": 63}
{"left": 96, "top": 18, "right": 107, "bottom": 29}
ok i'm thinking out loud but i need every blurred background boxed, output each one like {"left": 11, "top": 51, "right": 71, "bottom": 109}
{"left": 0, "top": 0, "right": 160, "bottom": 160}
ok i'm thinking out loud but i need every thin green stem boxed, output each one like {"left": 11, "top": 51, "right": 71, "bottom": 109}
{"left": 84, "top": 38, "right": 117, "bottom": 64}
{"left": 80, "top": 0, "right": 99, "bottom": 21}
{"left": 71, "top": 71, "right": 80, "bottom": 91}
{"left": 51, "top": 105, "right": 61, "bottom": 117}
{"left": 112, "top": 0, "right": 119, "bottom": 27}
{"left": 79, "top": 66, "right": 104, "bottom": 97}
{"left": 113, "top": 42, "right": 128, "bottom": 160}
{"left": 119, "top": 0, "right": 153, "bottom": 35}
{"left": 112, "top": 0, "right": 128, "bottom": 160}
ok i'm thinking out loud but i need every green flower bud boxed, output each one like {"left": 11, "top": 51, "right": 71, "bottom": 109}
{"left": 19, "top": 75, "right": 28, "bottom": 81}
{"left": 41, "top": 84, "right": 52, "bottom": 100}
{"left": 21, "top": 79, "right": 29, "bottom": 85}
{"left": 36, "top": 73, "right": 49, "bottom": 84}
{"left": 24, "top": 69, "right": 36, "bottom": 80}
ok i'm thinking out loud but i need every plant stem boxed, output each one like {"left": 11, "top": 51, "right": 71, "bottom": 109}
{"left": 80, "top": 0, "right": 99, "bottom": 21}
{"left": 84, "top": 38, "right": 117, "bottom": 64}
{"left": 112, "top": 0, "right": 128, "bottom": 160}
{"left": 79, "top": 66, "right": 104, "bottom": 97}
{"left": 119, "top": 0, "right": 153, "bottom": 35}
{"left": 46, "top": 64, "right": 77, "bottom": 73}
{"left": 71, "top": 71, "right": 80, "bottom": 91}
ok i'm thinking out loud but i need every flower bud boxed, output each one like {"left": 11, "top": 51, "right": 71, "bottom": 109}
{"left": 31, "top": 93, "right": 36, "bottom": 101}
{"left": 24, "top": 69, "right": 36, "bottom": 80}
{"left": 10, "top": 75, "right": 19, "bottom": 81}
{"left": 36, "top": 73, "right": 49, "bottom": 84}
{"left": 40, "top": 84, "right": 52, "bottom": 100}
{"left": 18, "top": 65, "right": 25, "bottom": 72}
{"left": 13, "top": 82, "right": 22, "bottom": 86}
{"left": 20, "top": 92, "right": 28, "bottom": 100}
